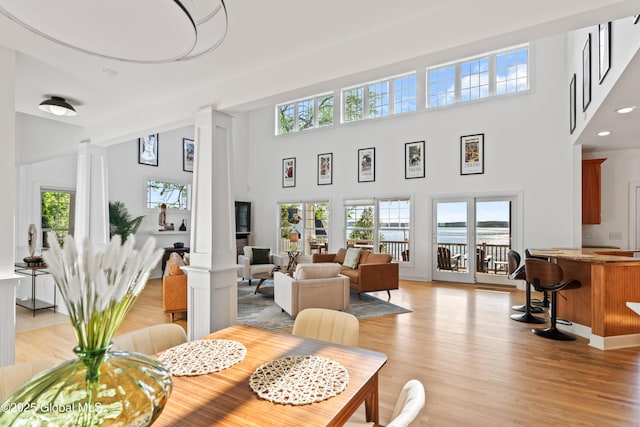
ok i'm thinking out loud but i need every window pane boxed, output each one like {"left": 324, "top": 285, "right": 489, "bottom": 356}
{"left": 278, "top": 103, "right": 294, "bottom": 134}
{"left": 427, "top": 65, "right": 455, "bottom": 107}
{"left": 496, "top": 46, "right": 528, "bottom": 95}
{"left": 317, "top": 95, "right": 334, "bottom": 127}
{"left": 147, "top": 180, "right": 190, "bottom": 210}
{"left": 297, "top": 99, "right": 314, "bottom": 131}
{"left": 460, "top": 58, "right": 489, "bottom": 102}
{"left": 368, "top": 81, "right": 389, "bottom": 118}
{"left": 378, "top": 199, "right": 410, "bottom": 262}
{"left": 343, "top": 88, "right": 364, "bottom": 122}
{"left": 393, "top": 74, "right": 416, "bottom": 114}
{"left": 41, "top": 189, "right": 75, "bottom": 247}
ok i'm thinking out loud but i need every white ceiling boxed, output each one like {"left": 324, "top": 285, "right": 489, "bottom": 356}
{"left": 0, "top": 0, "right": 638, "bottom": 148}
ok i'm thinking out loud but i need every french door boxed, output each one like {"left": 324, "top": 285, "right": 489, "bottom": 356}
{"left": 433, "top": 195, "right": 518, "bottom": 285}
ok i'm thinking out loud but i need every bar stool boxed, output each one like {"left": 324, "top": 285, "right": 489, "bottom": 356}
{"left": 525, "top": 248, "right": 550, "bottom": 308}
{"left": 508, "top": 250, "right": 546, "bottom": 324}
{"left": 524, "top": 258, "right": 581, "bottom": 341}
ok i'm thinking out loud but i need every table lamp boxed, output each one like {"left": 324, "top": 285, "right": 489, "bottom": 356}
{"left": 290, "top": 232, "right": 299, "bottom": 251}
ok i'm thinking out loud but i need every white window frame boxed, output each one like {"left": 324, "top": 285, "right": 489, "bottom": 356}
{"left": 275, "top": 92, "right": 335, "bottom": 135}
{"left": 277, "top": 201, "right": 330, "bottom": 255}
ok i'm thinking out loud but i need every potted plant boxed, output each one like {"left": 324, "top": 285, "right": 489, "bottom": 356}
{"left": 109, "top": 201, "right": 144, "bottom": 241}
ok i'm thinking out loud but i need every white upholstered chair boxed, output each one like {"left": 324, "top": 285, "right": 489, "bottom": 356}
{"left": 344, "top": 379, "right": 426, "bottom": 427}
{"left": 291, "top": 308, "right": 359, "bottom": 347}
{"left": 274, "top": 263, "right": 350, "bottom": 317}
{"left": 0, "top": 360, "right": 57, "bottom": 400}
{"left": 111, "top": 323, "right": 188, "bottom": 355}
{"left": 237, "top": 246, "right": 277, "bottom": 285}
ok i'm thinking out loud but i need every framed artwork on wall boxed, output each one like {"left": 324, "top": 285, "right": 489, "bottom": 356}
{"left": 357, "top": 147, "right": 375, "bottom": 183}
{"left": 405, "top": 141, "right": 425, "bottom": 179}
{"left": 460, "top": 134, "right": 484, "bottom": 175}
{"left": 183, "top": 138, "right": 194, "bottom": 172}
{"left": 282, "top": 157, "right": 296, "bottom": 188}
{"left": 138, "top": 134, "right": 158, "bottom": 166}
{"left": 634, "top": 15, "right": 639, "bottom": 24}
{"left": 582, "top": 33, "right": 592, "bottom": 112}
{"left": 598, "top": 22, "right": 611, "bottom": 83}
{"left": 317, "top": 153, "right": 333, "bottom": 185}
{"left": 569, "top": 73, "right": 576, "bottom": 134}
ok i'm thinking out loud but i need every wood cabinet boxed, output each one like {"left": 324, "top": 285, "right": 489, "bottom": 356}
{"left": 582, "top": 158, "right": 606, "bottom": 224}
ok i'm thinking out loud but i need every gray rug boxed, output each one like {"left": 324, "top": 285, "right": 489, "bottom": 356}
{"left": 237, "top": 279, "right": 411, "bottom": 330}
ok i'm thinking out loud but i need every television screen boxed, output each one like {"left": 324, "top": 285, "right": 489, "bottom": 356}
{"left": 235, "top": 201, "right": 251, "bottom": 234}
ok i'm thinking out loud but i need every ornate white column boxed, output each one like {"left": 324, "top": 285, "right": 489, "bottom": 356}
{"left": 0, "top": 46, "right": 18, "bottom": 366}
{"left": 74, "top": 141, "right": 109, "bottom": 246}
{"left": 184, "top": 108, "right": 237, "bottom": 340}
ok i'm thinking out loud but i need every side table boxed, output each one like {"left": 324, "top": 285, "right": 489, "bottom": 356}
{"left": 286, "top": 251, "right": 300, "bottom": 271}
{"left": 14, "top": 263, "right": 56, "bottom": 316}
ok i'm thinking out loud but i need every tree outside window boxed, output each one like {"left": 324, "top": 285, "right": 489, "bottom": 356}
{"left": 41, "top": 189, "right": 75, "bottom": 248}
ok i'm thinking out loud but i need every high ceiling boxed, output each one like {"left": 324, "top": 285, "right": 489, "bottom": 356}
{"left": 0, "top": 0, "right": 638, "bottom": 148}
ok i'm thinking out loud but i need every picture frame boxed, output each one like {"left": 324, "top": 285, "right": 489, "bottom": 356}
{"left": 138, "top": 134, "right": 158, "bottom": 166}
{"left": 598, "top": 22, "right": 611, "bottom": 83}
{"left": 634, "top": 15, "right": 639, "bottom": 25}
{"left": 582, "top": 33, "right": 592, "bottom": 112}
{"left": 282, "top": 157, "right": 296, "bottom": 188}
{"left": 317, "top": 153, "right": 333, "bottom": 185}
{"left": 357, "top": 147, "right": 375, "bottom": 183}
{"left": 183, "top": 138, "right": 194, "bottom": 172}
{"left": 405, "top": 141, "right": 425, "bottom": 179}
{"left": 569, "top": 73, "right": 577, "bottom": 134}
{"left": 460, "top": 134, "right": 484, "bottom": 175}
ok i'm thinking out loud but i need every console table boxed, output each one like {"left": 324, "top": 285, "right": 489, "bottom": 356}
{"left": 14, "top": 263, "right": 56, "bottom": 316}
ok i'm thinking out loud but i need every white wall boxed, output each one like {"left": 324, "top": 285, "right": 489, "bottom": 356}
{"left": 107, "top": 125, "right": 194, "bottom": 278}
{"left": 15, "top": 113, "right": 84, "bottom": 165}
{"left": 244, "top": 34, "right": 575, "bottom": 281}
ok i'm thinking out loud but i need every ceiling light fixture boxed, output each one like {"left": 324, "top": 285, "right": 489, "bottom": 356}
{"left": 38, "top": 97, "right": 77, "bottom": 117}
{"left": 616, "top": 106, "right": 636, "bottom": 114}
{"left": 597, "top": 131, "right": 611, "bottom": 136}
{"left": 0, "top": 0, "right": 228, "bottom": 63}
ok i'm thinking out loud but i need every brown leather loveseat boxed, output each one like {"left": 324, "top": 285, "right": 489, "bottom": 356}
{"left": 312, "top": 248, "right": 399, "bottom": 299}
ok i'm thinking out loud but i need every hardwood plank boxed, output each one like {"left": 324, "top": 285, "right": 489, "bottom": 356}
{"left": 14, "top": 279, "right": 640, "bottom": 426}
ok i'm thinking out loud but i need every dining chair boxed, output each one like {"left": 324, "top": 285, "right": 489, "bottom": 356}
{"left": 291, "top": 308, "right": 359, "bottom": 347}
{"left": 0, "top": 359, "right": 57, "bottom": 400}
{"left": 344, "top": 379, "right": 426, "bottom": 427}
{"left": 111, "top": 323, "right": 188, "bottom": 355}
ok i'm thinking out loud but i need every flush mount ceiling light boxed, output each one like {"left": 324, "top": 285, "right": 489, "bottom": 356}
{"left": 597, "top": 131, "right": 611, "bottom": 136}
{"left": 0, "top": 0, "right": 228, "bottom": 63}
{"left": 38, "top": 96, "right": 77, "bottom": 116}
{"left": 616, "top": 106, "right": 636, "bottom": 114}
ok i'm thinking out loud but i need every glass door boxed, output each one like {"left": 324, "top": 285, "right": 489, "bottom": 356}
{"left": 434, "top": 196, "right": 517, "bottom": 285}
{"left": 433, "top": 200, "right": 475, "bottom": 283}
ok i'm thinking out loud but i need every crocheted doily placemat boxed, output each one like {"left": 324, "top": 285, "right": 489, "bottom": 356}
{"left": 158, "top": 339, "right": 247, "bottom": 376}
{"left": 249, "top": 355, "right": 349, "bottom": 405}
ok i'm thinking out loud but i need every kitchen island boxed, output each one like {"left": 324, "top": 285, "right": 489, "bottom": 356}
{"left": 529, "top": 248, "right": 640, "bottom": 350}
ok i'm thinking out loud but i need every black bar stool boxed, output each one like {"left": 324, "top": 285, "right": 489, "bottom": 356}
{"left": 524, "top": 258, "right": 581, "bottom": 340}
{"left": 508, "top": 250, "right": 546, "bottom": 324}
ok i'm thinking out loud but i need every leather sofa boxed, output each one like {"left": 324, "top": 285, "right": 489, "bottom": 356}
{"left": 163, "top": 252, "right": 187, "bottom": 322}
{"left": 274, "top": 263, "right": 350, "bottom": 317}
{"left": 312, "top": 248, "right": 399, "bottom": 298}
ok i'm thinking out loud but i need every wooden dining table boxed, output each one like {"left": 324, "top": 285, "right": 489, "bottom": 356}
{"left": 153, "top": 324, "right": 387, "bottom": 426}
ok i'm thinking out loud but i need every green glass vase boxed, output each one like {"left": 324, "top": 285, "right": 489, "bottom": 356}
{"left": 0, "top": 345, "right": 172, "bottom": 426}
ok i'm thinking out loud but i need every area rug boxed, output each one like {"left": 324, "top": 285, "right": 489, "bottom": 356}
{"left": 237, "top": 280, "right": 411, "bottom": 330}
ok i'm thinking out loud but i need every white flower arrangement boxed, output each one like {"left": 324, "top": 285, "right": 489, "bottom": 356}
{"left": 42, "top": 232, "right": 164, "bottom": 351}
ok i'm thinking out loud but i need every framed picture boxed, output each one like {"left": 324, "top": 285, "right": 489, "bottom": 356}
{"left": 357, "top": 147, "right": 375, "bottom": 183}
{"left": 138, "top": 134, "right": 158, "bottom": 166}
{"left": 598, "top": 22, "right": 611, "bottom": 83}
{"left": 405, "top": 141, "right": 425, "bottom": 179}
{"left": 282, "top": 157, "right": 296, "bottom": 188}
{"left": 460, "top": 134, "right": 484, "bottom": 175}
{"left": 582, "top": 33, "right": 591, "bottom": 112}
{"left": 183, "top": 138, "right": 194, "bottom": 172}
{"left": 317, "top": 153, "right": 333, "bottom": 185}
{"left": 634, "top": 15, "right": 639, "bottom": 24}
{"left": 569, "top": 74, "right": 577, "bottom": 134}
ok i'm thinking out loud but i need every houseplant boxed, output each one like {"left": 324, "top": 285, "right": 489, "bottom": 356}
{"left": 0, "top": 233, "right": 171, "bottom": 426}
{"left": 109, "top": 200, "right": 144, "bottom": 241}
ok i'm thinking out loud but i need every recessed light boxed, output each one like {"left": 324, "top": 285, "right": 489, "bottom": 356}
{"left": 597, "top": 131, "right": 611, "bottom": 136}
{"left": 616, "top": 106, "right": 636, "bottom": 114}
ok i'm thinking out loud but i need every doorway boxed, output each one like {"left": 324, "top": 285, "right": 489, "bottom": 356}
{"left": 433, "top": 195, "right": 518, "bottom": 285}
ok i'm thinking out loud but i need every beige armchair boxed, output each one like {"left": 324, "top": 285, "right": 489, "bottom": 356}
{"left": 238, "top": 246, "right": 277, "bottom": 285}
{"left": 0, "top": 360, "right": 57, "bottom": 400}
{"left": 274, "top": 263, "right": 350, "bottom": 317}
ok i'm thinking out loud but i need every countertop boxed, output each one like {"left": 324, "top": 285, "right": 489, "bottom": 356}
{"left": 528, "top": 248, "right": 640, "bottom": 263}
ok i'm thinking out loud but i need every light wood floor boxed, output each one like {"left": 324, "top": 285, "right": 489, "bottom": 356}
{"left": 14, "top": 279, "right": 640, "bottom": 426}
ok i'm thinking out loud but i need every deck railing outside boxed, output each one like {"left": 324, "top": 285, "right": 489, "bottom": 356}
{"left": 437, "top": 242, "right": 510, "bottom": 273}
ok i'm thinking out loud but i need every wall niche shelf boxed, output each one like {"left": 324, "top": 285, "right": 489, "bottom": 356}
{"left": 151, "top": 230, "right": 189, "bottom": 235}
